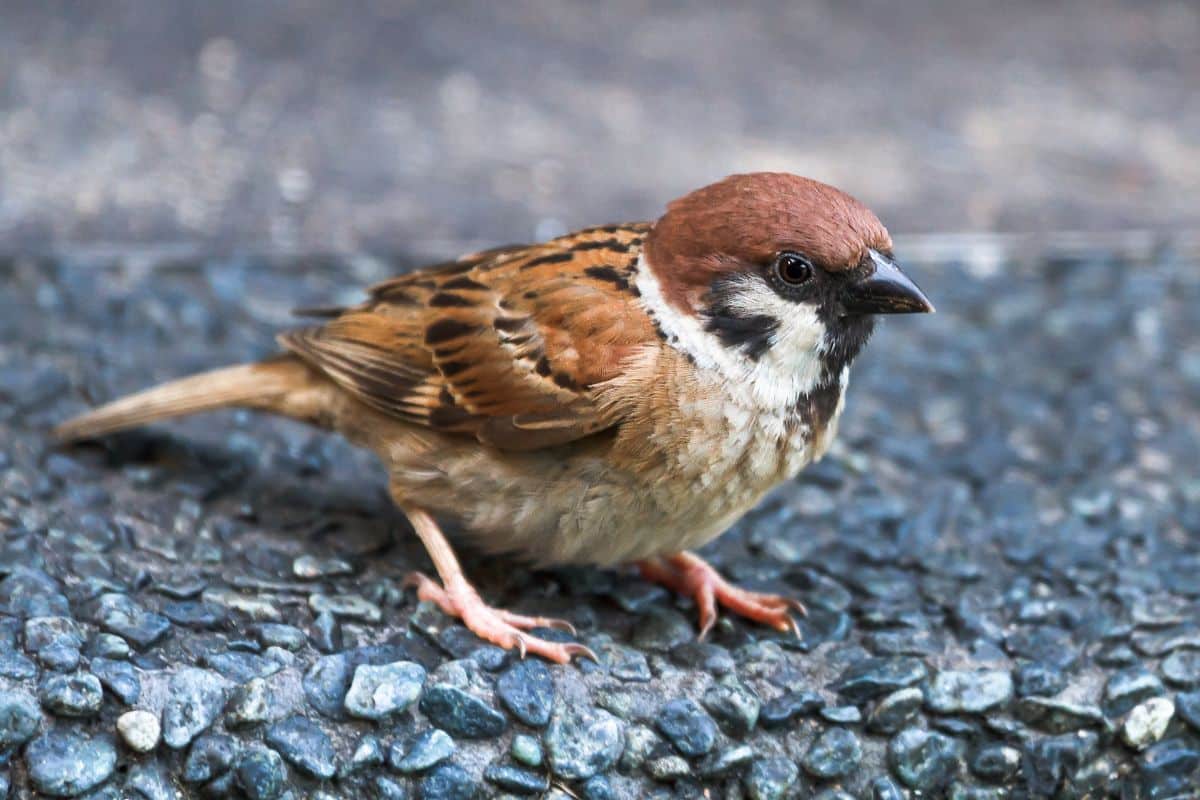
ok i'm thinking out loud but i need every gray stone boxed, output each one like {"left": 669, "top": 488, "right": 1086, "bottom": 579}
{"left": 39, "top": 672, "right": 103, "bottom": 716}
{"left": 256, "top": 623, "right": 307, "bottom": 651}
{"left": 389, "top": 728, "right": 456, "bottom": 773}
{"left": 1104, "top": 667, "right": 1165, "bottom": 717}
{"left": 265, "top": 716, "right": 337, "bottom": 779}
{"left": 925, "top": 669, "right": 1013, "bottom": 714}
{"left": 656, "top": 697, "right": 718, "bottom": 756}
{"left": 1015, "top": 697, "right": 1106, "bottom": 733}
{"left": 745, "top": 757, "right": 799, "bottom": 800}
{"left": 484, "top": 763, "right": 550, "bottom": 794}
{"left": 182, "top": 734, "right": 240, "bottom": 784}
{"left": 545, "top": 705, "right": 625, "bottom": 780}
{"left": 308, "top": 592, "right": 381, "bottom": 623}
{"left": 970, "top": 743, "right": 1021, "bottom": 783}
{"left": 349, "top": 734, "right": 385, "bottom": 769}
{"left": 702, "top": 681, "right": 761, "bottom": 737}
{"left": 89, "top": 657, "right": 141, "bottom": 705}
{"left": 124, "top": 762, "right": 175, "bottom": 800}
{"left": 803, "top": 727, "right": 863, "bottom": 779}
{"left": 94, "top": 593, "right": 170, "bottom": 649}
{"left": 26, "top": 729, "right": 117, "bottom": 797}
{"left": 888, "top": 728, "right": 963, "bottom": 791}
{"left": 419, "top": 683, "right": 507, "bottom": 739}
{"left": 421, "top": 763, "right": 480, "bottom": 800}
{"left": 0, "top": 687, "right": 41, "bottom": 748}
{"left": 496, "top": 658, "right": 555, "bottom": 727}
{"left": 833, "top": 657, "right": 930, "bottom": 702}
{"left": 162, "top": 667, "right": 231, "bottom": 748}
{"left": 344, "top": 660, "right": 425, "bottom": 719}
{"left": 869, "top": 687, "right": 924, "bottom": 734}
{"left": 236, "top": 744, "right": 288, "bottom": 800}
{"left": 24, "top": 616, "right": 83, "bottom": 670}
{"left": 646, "top": 754, "right": 690, "bottom": 781}
{"left": 1162, "top": 650, "right": 1200, "bottom": 689}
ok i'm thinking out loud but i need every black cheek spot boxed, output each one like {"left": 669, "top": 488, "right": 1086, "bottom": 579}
{"left": 703, "top": 276, "right": 779, "bottom": 361}
{"left": 535, "top": 356, "right": 553, "bottom": 376}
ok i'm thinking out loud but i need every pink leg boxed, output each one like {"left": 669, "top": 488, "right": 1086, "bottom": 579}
{"left": 638, "top": 551, "right": 804, "bottom": 639}
{"left": 394, "top": 491, "right": 594, "bottom": 664}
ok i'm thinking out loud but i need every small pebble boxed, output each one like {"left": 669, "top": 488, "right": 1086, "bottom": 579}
{"left": 511, "top": 733, "right": 543, "bottom": 767}
{"left": 183, "top": 734, "right": 240, "bottom": 784}
{"left": 265, "top": 716, "right": 337, "bottom": 779}
{"left": 656, "top": 697, "right": 718, "bottom": 757}
{"left": 484, "top": 762, "right": 550, "bottom": 794}
{"left": 236, "top": 744, "right": 288, "bottom": 800}
{"left": 888, "top": 728, "right": 963, "bottom": 791}
{"left": 803, "top": 727, "right": 863, "bottom": 779}
{"left": 118, "top": 709, "right": 161, "bottom": 753}
{"left": 344, "top": 660, "right": 426, "bottom": 719}
{"left": 545, "top": 706, "right": 626, "bottom": 780}
{"left": 293, "top": 554, "right": 354, "bottom": 578}
{"left": 496, "top": 659, "right": 554, "bottom": 727}
{"left": 1122, "top": 697, "right": 1175, "bottom": 750}
{"left": 419, "top": 683, "right": 507, "bottom": 739}
{"left": 925, "top": 669, "right": 1013, "bottom": 714}
{"left": 26, "top": 729, "right": 117, "bottom": 797}
{"left": 39, "top": 672, "right": 103, "bottom": 716}
{"left": 162, "top": 667, "right": 231, "bottom": 748}
{"left": 745, "top": 756, "right": 799, "bottom": 800}
{"left": 421, "top": 763, "right": 479, "bottom": 800}
{"left": 0, "top": 688, "right": 41, "bottom": 748}
{"left": 389, "top": 728, "right": 456, "bottom": 773}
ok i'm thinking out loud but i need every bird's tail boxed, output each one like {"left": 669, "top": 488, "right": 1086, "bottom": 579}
{"left": 54, "top": 355, "right": 326, "bottom": 442}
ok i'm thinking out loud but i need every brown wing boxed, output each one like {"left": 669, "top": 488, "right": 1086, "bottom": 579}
{"left": 279, "top": 224, "right": 657, "bottom": 450}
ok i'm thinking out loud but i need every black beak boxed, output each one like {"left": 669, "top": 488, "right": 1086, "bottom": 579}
{"left": 842, "top": 249, "right": 935, "bottom": 315}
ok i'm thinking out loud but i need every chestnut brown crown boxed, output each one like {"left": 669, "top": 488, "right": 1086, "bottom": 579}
{"left": 644, "top": 172, "right": 893, "bottom": 313}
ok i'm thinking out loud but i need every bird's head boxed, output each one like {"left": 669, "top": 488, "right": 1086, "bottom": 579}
{"left": 640, "top": 172, "right": 933, "bottom": 404}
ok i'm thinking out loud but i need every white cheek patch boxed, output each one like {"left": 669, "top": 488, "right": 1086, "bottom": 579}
{"left": 635, "top": 255, "right": 830, "bottom": 409}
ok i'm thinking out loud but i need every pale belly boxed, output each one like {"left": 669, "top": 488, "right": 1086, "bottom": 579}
{"left": 382, "top": 391, "right": 842, "bottom": 567}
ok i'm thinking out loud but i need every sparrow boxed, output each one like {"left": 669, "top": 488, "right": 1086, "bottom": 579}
{"left": 56, "top": 172, "right": 933, "bottom": 663}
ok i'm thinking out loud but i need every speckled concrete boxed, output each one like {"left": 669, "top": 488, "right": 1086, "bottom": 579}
{"left": 1, "top": 233, "right": 1199, "bottom": 797}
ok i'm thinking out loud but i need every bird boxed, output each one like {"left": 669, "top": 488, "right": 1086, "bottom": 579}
{"left": 55, "top": 172, "right": 933, "bottom": 663}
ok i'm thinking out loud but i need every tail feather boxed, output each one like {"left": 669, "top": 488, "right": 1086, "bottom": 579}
{"left": 54, "top": 356, "right": 316, "bottom": 442}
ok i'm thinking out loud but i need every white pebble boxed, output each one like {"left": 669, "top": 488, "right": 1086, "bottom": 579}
{"left": 117, "top": 709, "right": 161, "bottom": 753}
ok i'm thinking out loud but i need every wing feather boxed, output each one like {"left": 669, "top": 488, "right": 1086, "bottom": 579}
{"left": 279, "top": 223, "right": 657, "bottom": 449}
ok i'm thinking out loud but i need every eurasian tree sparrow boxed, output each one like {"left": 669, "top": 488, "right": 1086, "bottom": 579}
{"left": 57, "top": 172, "right": 933, "bottom": 663}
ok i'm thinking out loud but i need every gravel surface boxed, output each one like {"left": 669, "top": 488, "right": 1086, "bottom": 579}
{"left": 2, "top": 1, "right": 1199, "bottom": 250}
{"left": 2, "top": 235, "right": 1200, "bottom": 797}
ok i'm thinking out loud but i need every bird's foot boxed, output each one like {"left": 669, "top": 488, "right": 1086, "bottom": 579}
{"left": 403, "top": 571, "right": 595, "bottom": 664}
{"left": 637, "top": 551, "right": 805, "bottom": 639}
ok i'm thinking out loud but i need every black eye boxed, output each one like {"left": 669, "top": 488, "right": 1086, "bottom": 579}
{"left": 773, "top": 252, "right": 813, "bottom": 286}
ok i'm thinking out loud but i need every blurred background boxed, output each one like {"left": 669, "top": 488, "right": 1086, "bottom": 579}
{"left": 1, "top": 0, "right": 1197, "bottom": 253}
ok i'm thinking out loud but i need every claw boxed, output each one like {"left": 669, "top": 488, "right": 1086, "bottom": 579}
{"left": 637, "top": 551, "right": 805, "bottom": 639}
{"left": 404, "top": 570, "right": 589, "bottom": 664}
